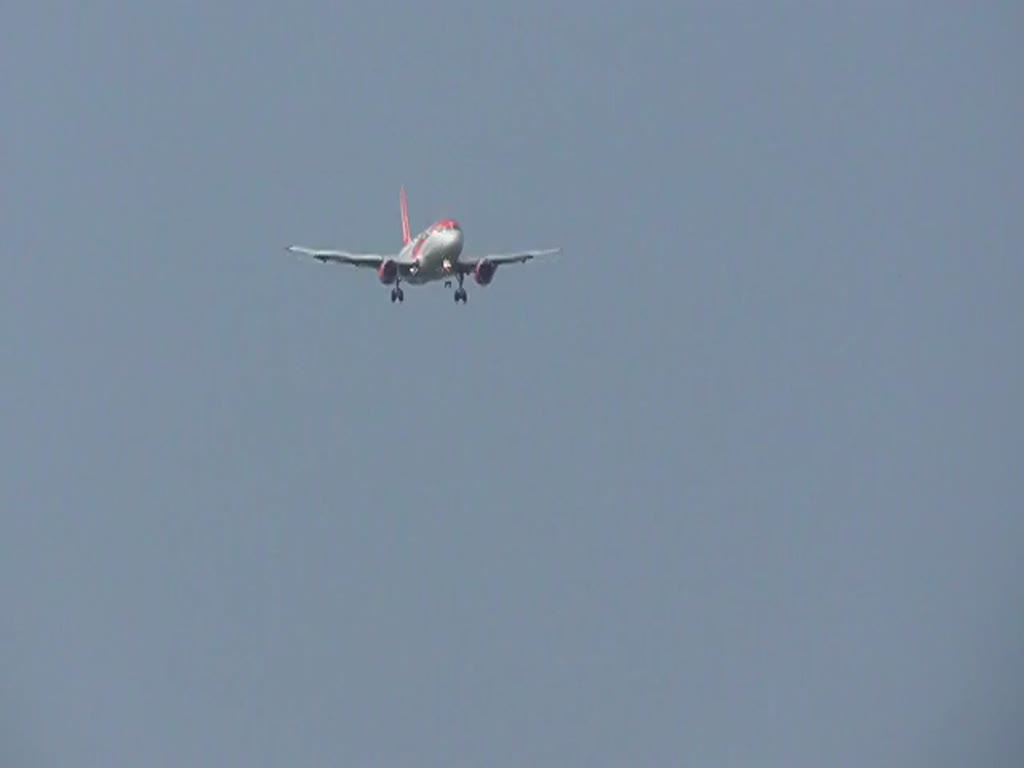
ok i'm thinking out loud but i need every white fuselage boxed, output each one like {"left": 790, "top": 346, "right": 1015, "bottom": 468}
{"left": 399, "top": 221, "right": 464, "bottom": 284}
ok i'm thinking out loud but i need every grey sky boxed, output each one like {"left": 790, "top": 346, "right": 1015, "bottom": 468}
{"left": 2, "top": 2, "right": 1022, "bottom": 765}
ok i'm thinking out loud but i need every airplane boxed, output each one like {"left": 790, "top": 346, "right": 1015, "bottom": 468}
{"left": 286, "top": 187, "right": 560, "bottom": 303}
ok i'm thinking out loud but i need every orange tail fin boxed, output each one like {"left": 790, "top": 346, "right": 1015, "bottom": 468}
{"left": 400, "top": 186, "right": 411, "bottom": 245}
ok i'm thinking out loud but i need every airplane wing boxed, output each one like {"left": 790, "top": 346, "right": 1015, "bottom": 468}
{"left": 286, "top": 245, "right": 390, "bottom": 268}
{"left": 457, "top": 248, "right": 561, "bottom": 270}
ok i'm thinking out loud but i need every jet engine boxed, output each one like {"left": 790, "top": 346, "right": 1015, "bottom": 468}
{"left": 474, "top": 260, "right": 496, "bottom": 286}
{"left": 377, "top": 259, "right": 398, "bottom": 284}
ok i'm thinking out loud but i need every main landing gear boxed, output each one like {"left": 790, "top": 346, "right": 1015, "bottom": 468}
{"left": 452, "top": 274, "right": 468, "bottom": 303}
{"left": 390, "top": 283, "right": 404, "bottom": 303}
{"left": 453, "top": 273, "right": 468, "bottom": 304}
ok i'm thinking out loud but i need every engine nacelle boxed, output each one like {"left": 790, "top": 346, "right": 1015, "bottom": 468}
{"left": 377, "top": 259, "right": 398, "bottom": 285}
{"left": 474, "top": 260, "right": 496, "bottom": 286}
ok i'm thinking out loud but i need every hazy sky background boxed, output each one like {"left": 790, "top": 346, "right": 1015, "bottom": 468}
{"left": 2, "top": 2, "right": 1022, "bottom": 765}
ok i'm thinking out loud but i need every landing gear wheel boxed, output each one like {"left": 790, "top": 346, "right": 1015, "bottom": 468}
{"left": 390, "top": 288, "right": 397, "bottom": 303}
{"left": 397, "top": 287, "right": 404, "bottom": 302}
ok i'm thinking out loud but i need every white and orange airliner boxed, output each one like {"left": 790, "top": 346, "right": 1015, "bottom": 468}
{"left": 286, "top": 188, "right": 560, "bottom": 303}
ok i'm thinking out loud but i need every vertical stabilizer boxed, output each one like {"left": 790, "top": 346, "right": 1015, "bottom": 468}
{"left": 400, "top": 186, "right": 411, "bottom": 245}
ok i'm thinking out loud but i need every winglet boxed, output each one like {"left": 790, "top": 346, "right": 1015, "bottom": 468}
{"left": 400, "top": 186, "right": 411, "bottom": 246}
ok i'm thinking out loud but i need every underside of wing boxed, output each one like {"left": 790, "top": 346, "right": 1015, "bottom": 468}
{"left": 458, "top": 247, "right": 561, "bottom": 271}
{"left": 286, "top": 245, "right": 391, "bottom": 268}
